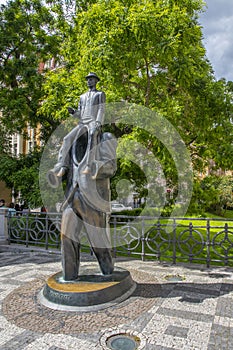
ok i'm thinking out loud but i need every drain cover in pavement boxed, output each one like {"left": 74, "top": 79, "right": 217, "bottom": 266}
{"left": 106, "top": 333, "right": 140, "bottom": 350}
{"left": 165, "top": 274, "right": 184, "bottom": 282}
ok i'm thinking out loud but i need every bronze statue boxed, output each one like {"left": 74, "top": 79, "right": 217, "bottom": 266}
{"left": 47, "top": 73, "right": 117, "bottom": 281}
{"left": 55, "top": 72, "right": 106, "bottom": 177}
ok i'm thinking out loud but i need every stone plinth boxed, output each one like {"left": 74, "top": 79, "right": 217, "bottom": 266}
{"left": 38, "top": 265, "right": 136, "bottom": 312}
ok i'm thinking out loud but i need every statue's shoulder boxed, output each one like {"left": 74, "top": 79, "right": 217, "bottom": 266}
{"left": 97, "top": 90, "right": 106, "bottom": 101}
{"left": 80, "top": 90, "right": 105, "bottom": 97}
{"left": 95, "top": 89, "right": 105, "bottom": 95}
{"left": 80, "top": 91, "right": 88, "bottom": 99}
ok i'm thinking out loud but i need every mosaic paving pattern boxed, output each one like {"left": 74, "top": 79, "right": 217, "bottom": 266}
{"left": 0, "top": 249, "right": 233, "bottom": 349}
{"left": 2, "top": 277, "right": 157, "bottom": 333}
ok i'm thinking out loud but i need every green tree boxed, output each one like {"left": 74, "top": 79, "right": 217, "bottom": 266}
{"left": 218, "top": 176, "right": 233, "bottom": 213}
{"left": 196, "top": 175, "right": 233, "bottom": 216}
{"left": 1, "top": 0, "right": 233, "bottom": 208}
{"left": 0, "top": 149, "right": 42, "bottom": 207}
{"left": 40, "top": 0, "right": 233, "bottom": 202}
{"left": 0, "top": 0, "right": 67, "bottom": 204}
{"left": 0, "top": 0, "right": 64, "bottom": 135}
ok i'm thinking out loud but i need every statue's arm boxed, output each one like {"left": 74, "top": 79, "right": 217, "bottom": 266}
{"left": 96, "top": 91, "right": 106, "bottom": 125}
{"left": 68, "top": 96, "right": 82, "bottom": 118}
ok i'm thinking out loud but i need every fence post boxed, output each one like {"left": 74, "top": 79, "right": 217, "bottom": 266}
{"left": 224, "top": 223, "right": 229, "bottom": 266}
{"left": 141, "top": 218, "right": 145, "bottom": 261}
{"left": 172, "top": 218, "right": 177, "bottom": 264}
{"left": 113, "top": 216, "right": 117, "bottom": 258}
{"left": 206, "top": 219, "right": 211, "bottom": 268}
{"left": 45, "top": 213, "right": 49, "bottom": 250}
{"left": 0, "top": 209, "right": 8, "bottom": 244}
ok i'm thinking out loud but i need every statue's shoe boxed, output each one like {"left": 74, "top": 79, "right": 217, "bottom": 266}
{"left": 57, "top": 167, "right": 67, "bottom": 177}
{"left": 82, "top": 166, "right": 91, "bottom": 174}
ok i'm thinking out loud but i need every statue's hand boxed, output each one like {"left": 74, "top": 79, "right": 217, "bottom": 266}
{"left": 95, "top": 121, "right": 101, "bottom": 130}
{"left": 68, "top": 107, "right": 75, "bottom": 115}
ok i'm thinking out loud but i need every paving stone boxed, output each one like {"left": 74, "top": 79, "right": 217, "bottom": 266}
{"left": 0, "top": 257, "right": 24, "bottom": 267}
{"left": 1, "top": 268, "right": 29, "bottom": 278}
{"left": 220, "top": 283, "right": 233, "bottom": 293}
{"left": 71, "top": 332, "right": 101, "bottom": 343}
{"left": 0, "top": 330, "right": 40, "bottom": 350}
{"left": 156, "top": 306, "right": 214, "bottom": 323}
{"left": 208, "top": 323, "right": 233, "bottom": 349}
{"left": 0, "top": 279, "right": 24, "bottom": 286}
{"left": 174, "top": 284, "right": 221, "bottom": 297}
{"left": 215, "top": 297, "right": 233, "bottom": 318}
{"left": 0, "top": 251, "right": 233, "bottom": 349}
{"left": 128, "top": 311, "right": 155, "bottom": 332}
{"left": 164, "top": 325, "right": 189, "bottom": 338}
{"left": 145, "top": 346, "right": 175, "bottom": 350}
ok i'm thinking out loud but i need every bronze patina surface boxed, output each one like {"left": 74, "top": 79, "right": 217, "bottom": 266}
{"left": 41, "top": 266, "right": 136, "bottom": 309}
{"left": 47, "top": 73, "right": 117, "bottom": 281}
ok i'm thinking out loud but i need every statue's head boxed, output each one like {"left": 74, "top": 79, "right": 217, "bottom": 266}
{"left": 85, "top": 72, "right": 100, "bottom": 81}
{"left": 85, "top": 72, "right": 100, "bottom": 88}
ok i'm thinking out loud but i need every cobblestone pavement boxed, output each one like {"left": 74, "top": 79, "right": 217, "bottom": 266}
{"left": 0, "top": 249, "right": 233, "bottom": 349}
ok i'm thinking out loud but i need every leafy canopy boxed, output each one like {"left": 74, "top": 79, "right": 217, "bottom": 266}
{"left": 0, "top": 0, "right": 232, "bottom": 209}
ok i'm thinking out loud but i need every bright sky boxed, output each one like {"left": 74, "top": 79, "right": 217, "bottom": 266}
{"left": 200, "top": 0, "right": 233, "bottom": 81}
{"left": 1, "top": 0, "right": 232, "bottom": 81}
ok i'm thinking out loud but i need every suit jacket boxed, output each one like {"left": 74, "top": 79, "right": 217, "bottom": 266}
{"left": 74, "top": 89, "right": 106, "bottom": 125}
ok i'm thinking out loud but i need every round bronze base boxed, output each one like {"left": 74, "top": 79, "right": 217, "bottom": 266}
{"left": 38, "top": 266, "right": 136, "bottom": 312}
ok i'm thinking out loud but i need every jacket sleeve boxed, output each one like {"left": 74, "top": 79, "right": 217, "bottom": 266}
{"left": 96, "top": 91, "right": 106, "bottom": 124}
{"left": 73, "top": 96, "right": 82, "bottom": 119}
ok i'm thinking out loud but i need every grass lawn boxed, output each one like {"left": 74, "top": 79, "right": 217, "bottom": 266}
{"left": 222, "top": 210, "right": 233, "bottom": 219}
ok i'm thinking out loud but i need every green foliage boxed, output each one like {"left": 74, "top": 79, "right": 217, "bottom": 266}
{"left": 0, "top": 150, "right": 43, "bottom": 208}
{"left": 40, "top": 0, "right": 233, "bottom": 195}
{"left": 224, "top": 210, "right": 233, "bottom": 219}
{"left": 187, "top": 177, "right": 218, "bottom": 216}
{"left": 188, "top": 175, "right": 233, "bottom": 216}
{"left": 218, "top": 176, "right": 233, "bottom": 211}
{"left": 0, "top": 0, "right": 69, "bottom": 204}
{"left": 0, "top": 0, "right": 233, "bottom": 209}
{"left": 0, "top": 0, "right": 64, "bottom": 133}
{"left": 41, "top": 0, "right": 210, "bottom": 111}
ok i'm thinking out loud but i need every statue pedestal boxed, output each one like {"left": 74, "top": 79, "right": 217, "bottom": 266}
{"left": 38, "top": 265, "right": 136, "bottom": 312}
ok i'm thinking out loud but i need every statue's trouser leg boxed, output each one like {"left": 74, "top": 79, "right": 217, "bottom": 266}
{"left": 57, "top": 124, "right": 81, "bottom": 169}
{"left": 61, "top": 207, "right": 83, "bottom": 280}
{"left": 83, "top": 210, "right": 114, "bottom": 275}
{"left": 61, "top": 235, "right": 80, "bottom": 280}
{"left": 85, "top": 128, "right": 99, "bottom": 169}
{"left": 67, "top": 191, "right": 114, "bottom": 276}
{"left": 92, "top": 246, "right": 114, "bottom": 275}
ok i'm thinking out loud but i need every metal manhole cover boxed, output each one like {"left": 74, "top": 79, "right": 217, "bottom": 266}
{"left": 106, "top": 333, "right": 140, "bottom": 350}
{"left": 165, "top": 274, "right": 184, "bottom": 282}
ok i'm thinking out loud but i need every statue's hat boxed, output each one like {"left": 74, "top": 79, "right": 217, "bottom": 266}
{"left": 85, "top": 72, "right": 100, "bottom": 81}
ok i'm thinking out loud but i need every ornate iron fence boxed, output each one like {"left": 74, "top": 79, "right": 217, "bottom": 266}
{"left": 6, "top": 212, "right": 233, "bottom": 267}
{"left": 7, "top": 212, "right": 62, "bottom": 250}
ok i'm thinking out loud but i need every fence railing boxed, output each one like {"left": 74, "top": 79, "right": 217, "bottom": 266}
{"left": 6, "top": 212, "right": 233, "bottom": 267}
{"left": 7, "top": 212, "right": 62, "bottom": 250}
